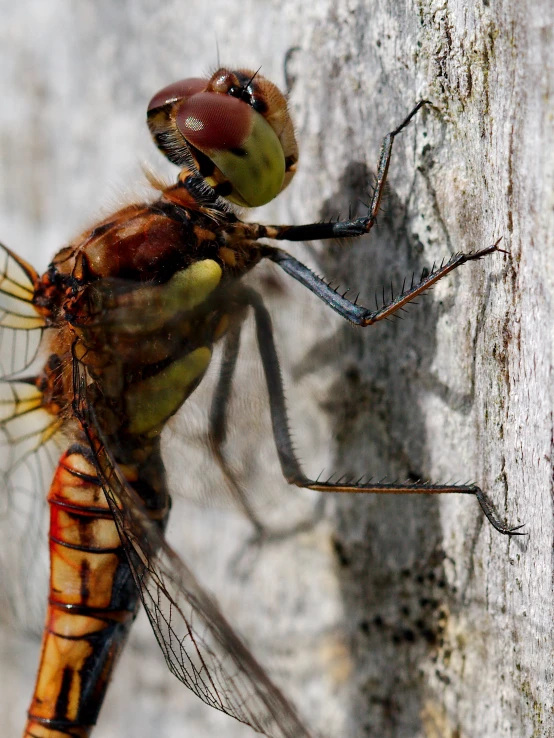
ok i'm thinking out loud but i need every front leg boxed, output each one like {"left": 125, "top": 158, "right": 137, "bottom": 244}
{"left": 232, "top": 100, "right": 430, "bottom": 244}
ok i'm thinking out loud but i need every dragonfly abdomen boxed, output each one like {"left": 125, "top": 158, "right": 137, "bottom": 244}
{"left": 24, "top": 445, "right": 139, "bottom": 738}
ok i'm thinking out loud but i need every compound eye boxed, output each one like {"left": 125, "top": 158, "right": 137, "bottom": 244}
{"left": 147, "top": 78, "right": 207, "bottom": 112}
{"left": 175, "top": 91, "right": 286, "bottom": 208}
{"left": 147, "top": 70, "right": 293, "bottom": 207}
{"left": 175, "top": 92, "right": 252, "bottom": 151}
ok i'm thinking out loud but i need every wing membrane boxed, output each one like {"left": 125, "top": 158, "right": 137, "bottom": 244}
{"left": 0, "top": 381, "right": 62, "bottom": 467}
{"left": 0, "top": 242, "right": 46, "bottom": 377}
{"left": 0, "top": 379, "right": 64, "bottom": 631}
{"left": 72, "top": 359, "right": 312, "bottom": 738}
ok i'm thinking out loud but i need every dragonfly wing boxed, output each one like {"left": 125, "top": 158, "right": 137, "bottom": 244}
{"left": 0, "top": 243, "right": 62, "bottom": 630}
{"left": 0, "top": 242, "right": 45, "bottom": 378}
{"left": 72, "top": 359, "right": 313, "bottom": 738}
{"left": 0, "top": 378, "right": 64, "bottom": 631}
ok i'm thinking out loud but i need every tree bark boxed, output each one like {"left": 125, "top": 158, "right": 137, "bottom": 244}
{"left": 0, "top": 1, "right": 552, "bottom": 737}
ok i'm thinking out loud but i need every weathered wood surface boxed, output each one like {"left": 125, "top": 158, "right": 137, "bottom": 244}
{"left": 0, "top": 1, "right": 552, "bottom": 737}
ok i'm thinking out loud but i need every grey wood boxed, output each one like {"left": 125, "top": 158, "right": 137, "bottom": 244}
{"left": 0, "top": 1, "right": 551, "bottom": 737}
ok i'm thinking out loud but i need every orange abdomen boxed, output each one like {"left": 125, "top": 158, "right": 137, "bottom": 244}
{"left": 24, "top": 446, "right": 139, "bottom": 737}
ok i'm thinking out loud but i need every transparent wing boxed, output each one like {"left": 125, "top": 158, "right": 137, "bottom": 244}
{"left": 163, "top": 338, "right": 279, "bottom": 511}
{"left": 0, "top": 242, "right": 45, "bottom": 378}
{"left": 0, "top": 378, "right": 64, "bottom": 631}
{"left": 162, "top": 314, "right": 310, "bottom": 528}
{"left": 72, "top": 358, "right": 313, "bottom": 738}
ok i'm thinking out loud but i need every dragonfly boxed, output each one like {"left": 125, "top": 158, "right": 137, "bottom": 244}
{"left": 0, "top": 66, "right": 523, "bottom": 738}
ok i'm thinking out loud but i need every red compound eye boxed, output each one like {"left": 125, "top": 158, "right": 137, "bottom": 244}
{"left": 175, "top": 92, "right": 252, "bottom": 152}
{"left": 147, "top": 70, "right": 291, "bottom": 207}
{"left": 147, "top": 78, "right": 207, "bottom": 112}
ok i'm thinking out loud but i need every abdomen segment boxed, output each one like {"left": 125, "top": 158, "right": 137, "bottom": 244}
{"left": 24, "top": 446, "right": 139, "bottom": 738}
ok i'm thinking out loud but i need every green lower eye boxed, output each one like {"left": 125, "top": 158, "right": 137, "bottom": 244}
{"left": 211, "top": 112, "right": 285, "bottom": 207}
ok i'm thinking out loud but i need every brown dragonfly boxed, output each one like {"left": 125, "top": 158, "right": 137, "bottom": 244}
{"left": 0, "top": 66, "right": 523, "bottom": 738}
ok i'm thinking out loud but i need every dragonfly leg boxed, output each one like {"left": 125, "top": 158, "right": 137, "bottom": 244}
{"left": 209, "top": 324, "right": 241, "bottom": 449}
{"left": 263, "top": 240, "right": 507, "bottom": 326}
{"left": 283, "top": 46, "right": 301, "bottom": 94}
{"left": 242, "top": 287, "right": 523, "bottom": 537}
{"left": 234, "top": 101, "right": 431, "bottom": 243}
{"left": 209, "top": 324, "right": 266, "bottom": 532}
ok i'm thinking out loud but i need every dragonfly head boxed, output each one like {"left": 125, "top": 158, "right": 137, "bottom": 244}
{"left": 147, "top": 68, "right": 298, "bottom": 207}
